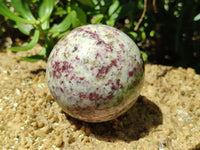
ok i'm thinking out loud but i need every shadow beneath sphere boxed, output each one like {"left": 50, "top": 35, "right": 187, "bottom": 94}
{"left": 67, "top": 96, "right": 163, "bottom": 142}
{"left": 190, "top": 143, "right": 200, "bottom": 150}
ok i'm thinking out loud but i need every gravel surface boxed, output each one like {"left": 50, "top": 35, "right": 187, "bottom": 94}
{"left": 0, "top": 48, "right": 200, "bottom": 150}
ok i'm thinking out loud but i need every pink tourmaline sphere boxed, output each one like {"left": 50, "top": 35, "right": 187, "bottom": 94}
{"left": 46, "top": 24, "right": 144, "bottom": 122}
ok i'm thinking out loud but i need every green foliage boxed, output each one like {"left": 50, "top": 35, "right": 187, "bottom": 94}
{"left": 8, "top": 29, "right": 40, "bottom": 51}
{"left": 150, "top": 0, "right": 200, "bottom": 73}
{"left": 194, "top": 13, "right": 200, "bottom": 21}
{"left": 0, "top": 0, "right": 81, "bottom": 61}
{"left": 0, "top": 0, "right": 149, "bottom": 62}
{"left": 1, "top": 0, "right": 199, "bottom": 73}
{"left": 140, "top": 51, "right": 148, "bottom": 62}
{"left": 0, "top": 1, "right": 34, "bottom": 24}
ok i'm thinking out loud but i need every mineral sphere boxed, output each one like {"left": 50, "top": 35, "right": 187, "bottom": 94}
{"left": 46, "top": 24, "right": 144, "bottom": 122}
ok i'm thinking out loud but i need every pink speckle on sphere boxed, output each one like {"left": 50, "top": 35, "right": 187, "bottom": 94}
{"left": 46, "top": 24, "right": 144, "bottom": 122}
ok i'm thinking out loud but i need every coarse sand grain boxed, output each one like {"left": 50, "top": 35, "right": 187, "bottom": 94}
{"left": 0, "top": 47, "right": 200, "bottom": 150}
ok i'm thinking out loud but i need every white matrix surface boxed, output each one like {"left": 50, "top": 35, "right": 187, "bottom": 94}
{"left": 46, "top": 24, "right": 144, "bottom": 122}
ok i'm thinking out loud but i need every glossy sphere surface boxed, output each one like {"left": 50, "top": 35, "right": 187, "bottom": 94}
{"left": 46, "top": 24, "right": 144, "bottom": 122}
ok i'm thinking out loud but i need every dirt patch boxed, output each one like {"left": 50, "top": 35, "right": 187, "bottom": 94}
{"left": 0, "top": 48, "right": 200, "bottom": 150}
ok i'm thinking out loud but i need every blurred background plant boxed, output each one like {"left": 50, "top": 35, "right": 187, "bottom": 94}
{"left": 0, "top": 0, "right": 199, "bottom": 73}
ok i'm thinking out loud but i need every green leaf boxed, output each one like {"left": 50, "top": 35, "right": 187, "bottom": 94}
{"left": 149, "top": 30, "right": 155, "bottom": 37}
{"left": 0, "top": 2, "right": 34, "bottom": 24}
{"left": 38, "top": 0, "right": 55, "bottom": 23}
{"left": 41, "top": 19, "right": 50, "bottom": 30}
{"left": 20, "top": 47, "right": 46, "bottom": 62}
{"left": 71, "top": 11, "right": 79, "bottom": 28}
{"left": 11, "top": 0, "right": 36, "bottom": 21}
{"left": 53, "top": 30, "right": 70, "bottom": 39}
{"left": 140, "top": 51, "right": 148, "bottom": 62}
{"left": 8, "top": 29, "right": 40, "bottom": 51}
{"left": 106, "top": 6, "right": 121, "bottom": 27}
{"left": 77, "top": 0, "right": 94, "bottom": 7}
{"left": 128, "top": 31, "right": 138, "bottom": 40}
{"left": 49, "top": 11, "right": 75, "bottom": 33}
{"left": 51, "top": 32, "right": 60, "bottom": 38}
{"left": 107, "top": 1, "right": 122, "bottom": 26}
{"left": 51, "top": 30, "right": 70, "bottom": 39}
{"left": 55, "top": 7, "right": 67, "bottom": 17}
{"left": 141, "top": 32, "right": 146, "bottom": 40}
{"left": 194, "top": 13, "right": 200, "bottom": 21}
{"left": 91, "top": 14, "right": 104, "bottom": 24}
{"left": 16, "top": 22, "right": 34, "bottom": 35}
{"left": 72, "top": 5, "right": 87, "bottom": 26}
{"left": 108, "top": 0, "right": 119, "bottom": 17}
{"left": 106, "top": 18, "right": 115, "bottom": 26}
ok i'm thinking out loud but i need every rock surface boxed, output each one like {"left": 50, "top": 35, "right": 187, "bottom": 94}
{"left": 0, "top": 48, "right": 200, "bottom": 150}
{"left": 46, "top": 24, "right": 144, "bottom": 122}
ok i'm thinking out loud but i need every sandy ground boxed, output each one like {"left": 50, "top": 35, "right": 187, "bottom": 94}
{"left": 0, "top": 47, "right": 200, "bottom": 150}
